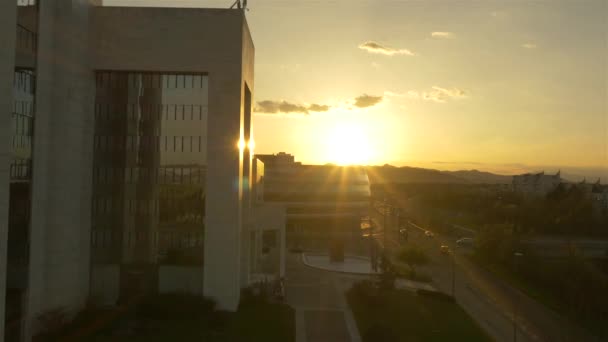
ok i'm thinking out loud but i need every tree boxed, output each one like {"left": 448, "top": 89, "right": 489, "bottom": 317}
{"left": 397, "top": 246, "right": 429, "bottom": 278}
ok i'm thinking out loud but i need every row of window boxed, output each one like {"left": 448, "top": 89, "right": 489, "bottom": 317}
{"left": 91, "top": 229, "right": 204, "bottom": 249}
{"left": 92, "top": 197, "right": 205, "bottom": 217}
{"left": 13, "top": 101, "right": 34, "bottom": 117}
{"left": 93, "top": 167, "right": 206, "bottom": 185}
{"left": 16, "top": 24, "right": 37, "bottom": 53}
{"left": 95, "top": 103, "right": 207, "bottom": 122}
{"left": 264, "top": 192, "right": 370, "bottom": 202}
{"left": 12, "top": 113, "right": 34, "bottom": 136}
{"left": 9, "top": 159, "right": 31, "bottom": 181}
{"left": 11, "top": 136, "right": 32, "bottom": 149}
{"left": 14, "top": 69, "right": 35, "bottom": 93}
{"left": 93, "top": 135, "right": 205, "bottom": 153}
{"left": 96, "top": 72, "right": 208, "bottom": 89}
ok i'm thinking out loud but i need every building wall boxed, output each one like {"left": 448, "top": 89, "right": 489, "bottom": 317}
{"left": 25, "top": 0, "right": 96, "bottom": 337}
{"left": 91, "top": 7, "right": 252, "bottom": 311}
{"left": 0, "top": 2, "right": 18, "bottom": 340}
{"left": 158, "top": 266, "right": 204, "bottom": 296}
{"left": 239, "top": 16, "right": 255, "bottom": 289}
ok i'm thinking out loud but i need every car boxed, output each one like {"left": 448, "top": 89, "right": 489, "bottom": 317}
{"left": 440, "top": 245, "right": 450, "bottom": 254}
{"left": 456, "top": 237, "right": 474, "bottom": 246}
{"left": 425, "top": 230, "right": 434, "bottom": 238}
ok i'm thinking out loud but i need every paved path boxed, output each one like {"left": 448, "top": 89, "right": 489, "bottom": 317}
{"left": 302, "top": 253, "right": 378, "bottom": 275}
{"left": 284, "top": 253, "right": 364, "bottom": 342}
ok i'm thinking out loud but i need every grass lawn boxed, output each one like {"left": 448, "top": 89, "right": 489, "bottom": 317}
{"left": 347, "top": 285, "right": 490, "bottom": 342}
{"left": 48, "top": 294, "right": 294, "bottom": 342}
{"left": 468, "top": 255, "right": 562, "bottom": 311}
{"left": 468, "top": 255, "right": 604, "bottom": 338}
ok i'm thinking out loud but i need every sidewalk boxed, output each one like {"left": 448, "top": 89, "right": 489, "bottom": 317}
{"left": 285, "top": 253, "right": 364, "bottom": 342}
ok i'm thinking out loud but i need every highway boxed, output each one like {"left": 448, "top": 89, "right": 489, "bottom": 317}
{"left": 370, "top": 205, "right": 597, "bottom": 342}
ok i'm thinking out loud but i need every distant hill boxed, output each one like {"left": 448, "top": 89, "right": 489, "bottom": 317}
{"left": 366, "top": 165, "right": 512, "bottom": 184}
{"left": 444, "top": 169, "right": 512, "bottom": 184}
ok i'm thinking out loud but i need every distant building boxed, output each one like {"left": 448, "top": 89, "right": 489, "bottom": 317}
{"left": 591, "top": 180, "right": 608, "bottom": 213}
{"left": 512, "top": 171, "right": 561, "bottom": 197}
{"left": 254, "top": 153, "right": 370, "bottom": 255}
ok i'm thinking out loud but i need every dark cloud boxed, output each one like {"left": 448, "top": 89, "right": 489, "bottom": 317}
{"left": 254, "top": 101, "right": 331, "bottom": 115}
{"left": 308, "top": 104, "right": 330, "bottom": 112}
{"left": 354, "top": 94, "right": 383, "bottom": 108}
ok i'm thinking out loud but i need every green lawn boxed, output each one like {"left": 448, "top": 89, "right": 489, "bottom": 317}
{"left": 347, "top": 285, "right": 490, "bottom": 342}
{"left": 90, "top": 303, "right": 294, "bottom": 342}
{"left": 468, "top": 255, "right": 562, "bottom": 312}
{"left": 46, "top": 294, "right": 294, "bottom": 342}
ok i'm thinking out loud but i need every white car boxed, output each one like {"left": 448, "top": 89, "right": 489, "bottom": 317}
{"left": 456, "top": 237, "right": 474, "bottom": 247}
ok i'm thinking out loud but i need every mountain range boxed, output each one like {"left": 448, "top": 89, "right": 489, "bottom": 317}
{"left": 366, "top": 165, "right": 514, "bottom": 185}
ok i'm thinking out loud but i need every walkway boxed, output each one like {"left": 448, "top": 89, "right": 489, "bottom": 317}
{"left": 285, "top": 253, "right": 364, "bottom": 342}
{"left": 302, "top": 253, "right": 378, "bottom": 275}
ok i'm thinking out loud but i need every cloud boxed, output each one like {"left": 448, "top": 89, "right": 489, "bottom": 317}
{"left": 421, "top": 87, "right": 467, "bottom": 103}
{"left": 308, "top": 104, "right": 331, "bottom": 112}
{"left": 522, "top": 43, "right": 537, "bottom": 49}
{"left": 431, "top": 31, "right": 454, "bottom": 39}
{"left": 358, "top": 41, "right": 415, "bottom": 56}
{"left": 254, "top": 100, "right": 331, "bottom": 115}
{"left": 353, "top": 94, "right": 383, "bottom": 108}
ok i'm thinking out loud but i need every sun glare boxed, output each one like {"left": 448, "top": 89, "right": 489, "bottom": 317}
{"left": 325, "top": 124, "right": 372, "bottom": 165}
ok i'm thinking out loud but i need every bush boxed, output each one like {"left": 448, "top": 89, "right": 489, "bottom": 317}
{"left": 135, "top": 293, "right": 216, "bottom": 320}
{"left": 397, "top": 246, "right": 429, "bottom": 278}
{"left": 416, "top": 289, "right": 455, "bottom": 302}
{"left": 362, "top": 324, "right": 397, "bottom": 342}
{"left": 35, "top": 307, "right": 69, "bottom": 338}
{"left": 351, "top": 280, "right": 377, "bottom": 298}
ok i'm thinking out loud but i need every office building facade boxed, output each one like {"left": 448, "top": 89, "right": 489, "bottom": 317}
{"left": 1, "top": 2, "right": 259, "bottom": 340}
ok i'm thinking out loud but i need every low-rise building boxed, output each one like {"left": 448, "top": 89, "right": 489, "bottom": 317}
{"left": 255, "top": 153, "right": 370, "bottom": 257}
{"left": 512, "top": 171, "right": 561, "bottom": 197}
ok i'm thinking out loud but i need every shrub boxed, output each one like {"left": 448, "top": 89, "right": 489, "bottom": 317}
{"left": 362, "top": 324, "right": 397, "bottom": 342}
{"left": 36, "top": 307, "right": 69, "bottom": 338}
{"left": 351, "top": 280, "right": 377, "bottom": 298}
{"left": 135, "top": 293, "right": 216, "bottom": 320}
{"left": 397, "top": 246, "right": 429, "bottom": 277}
{"left": 416, "top": 289, "right": 455, "bottom": 302}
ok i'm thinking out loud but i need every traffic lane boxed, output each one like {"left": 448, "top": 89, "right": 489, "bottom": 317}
{"left": 408, "top": 228, "right": 594, "bottom": 342}
{"left": 453, "top": 252, "right": 594, "bottom": 342}
{"left": 405, "top": 229, "right": 536, "bottom": 342}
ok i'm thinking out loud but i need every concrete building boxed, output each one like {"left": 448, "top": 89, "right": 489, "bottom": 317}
{"left": 255, "top": 153, "right": 370, "bottom": 257}
{"left": 512, "top": 171, "right": 562, "bottom": 197}
{"left": 1, "top": 2, "right": 267, "bottom": 340}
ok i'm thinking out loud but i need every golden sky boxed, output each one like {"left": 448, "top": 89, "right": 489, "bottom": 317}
{"left": 108, "top": 0, "right": 607, "bottom": 175}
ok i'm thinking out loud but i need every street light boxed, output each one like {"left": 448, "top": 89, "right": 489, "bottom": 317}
{"left": 513, "top": 252, "right": 524, "bottom": 342}
{"left": 451, "top": 245, "right": 457, "bottom": 297}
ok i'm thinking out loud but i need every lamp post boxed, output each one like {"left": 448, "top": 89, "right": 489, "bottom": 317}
{"left": 383, "top": 198, "right": 388, "bottom": 254}
{"left": 451, "top": 245, "right": 456, "bottom": 297}
{"left": 513, "top": 252, "right": 524, "bottom": 342}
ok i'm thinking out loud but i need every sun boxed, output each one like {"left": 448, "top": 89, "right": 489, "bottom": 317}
{"left": 326, "top": 123, "right": 372, "bottom": 165}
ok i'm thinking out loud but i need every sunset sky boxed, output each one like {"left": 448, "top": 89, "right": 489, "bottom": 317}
{"left": 108, "top": 0, "right": 607, "bottom": 177}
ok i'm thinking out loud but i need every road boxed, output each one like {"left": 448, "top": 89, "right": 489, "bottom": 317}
{"left": 402, "top": 222, "right": 598, "bottom": 342}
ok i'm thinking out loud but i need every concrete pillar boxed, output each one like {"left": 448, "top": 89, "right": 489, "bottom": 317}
{"left": 26, "top": 1, "right": 95, "bottom": 339}
{"left": 0, "top": 3, "right": 18, "bottom": 341}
